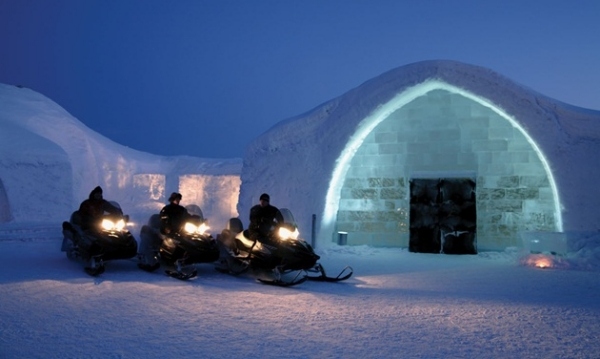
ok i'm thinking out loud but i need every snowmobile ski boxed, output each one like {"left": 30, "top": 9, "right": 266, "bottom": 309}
{"left": 84, "top": 266, "right": 105, "bottom": 276}
{"left": 84, "top": 263, "right": 105, "bottom": 277}
{"left": 306, "top": 264, "right": 353, "bottom": 282}
{"left": 137, "top": 262, "right": 161, "bottom": 272}
{"left": 165, "top": 268, "right": 198, "bottom": 281}
{"left": 214, "top": 255, "right": 250, "bottom": 276}
{"left": 257, "top": 271, "right": 309, "bottom": 287}
{"left": 214, "top": 265, "right": 248, "bottom": 276}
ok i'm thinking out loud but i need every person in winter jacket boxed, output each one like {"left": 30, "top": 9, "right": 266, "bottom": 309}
{"left": 159, "top": 192, "right": 190, "bottom": 235}
{"left": 78, "top": 186, "right": 122, "bottom": 230}
{"left": 248, "top": 193, "right": 282, "bottom": 243}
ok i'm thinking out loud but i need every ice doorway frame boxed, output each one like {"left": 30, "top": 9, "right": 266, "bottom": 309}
{"left": 319, "top": 80, "right": 563, "bottom": 247}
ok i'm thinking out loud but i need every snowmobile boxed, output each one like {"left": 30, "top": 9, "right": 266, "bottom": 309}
{"left": 137, "top": 205, "right": 220, "bottom": 280}
{"left": 61, "top": 202, "right": 138, "bottom": 276}
{"left": 215, "top": 208, "right": 353, "bottom": 286}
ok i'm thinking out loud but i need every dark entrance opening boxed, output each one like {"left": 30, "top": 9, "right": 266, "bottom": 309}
{"left": 409, "top": 178, "right": 476, "bottom": 254}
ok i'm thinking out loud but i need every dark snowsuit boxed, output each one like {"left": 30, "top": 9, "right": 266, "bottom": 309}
{"left": 248, "top": 203, "right": 282, "bottom": 243}
{"left": 78, "top": 186, "right": 122, "bottom": 231}
{"left": 159, "top": 203, "right": 190, "bottom": 235}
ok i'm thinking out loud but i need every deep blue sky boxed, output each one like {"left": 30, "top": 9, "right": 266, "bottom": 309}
{"left": 1, "top": 0, "right": 599, "bottom": 158}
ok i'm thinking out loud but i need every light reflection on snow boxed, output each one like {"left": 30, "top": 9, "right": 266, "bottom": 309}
{"left": 355, "top": 276, "right": 388, "bottom": 288}
{"left": 531, "top": 256, "right": 553, "bottom": 268}
{"left": 521, "top": 254, "right": 568, "bottom": 269}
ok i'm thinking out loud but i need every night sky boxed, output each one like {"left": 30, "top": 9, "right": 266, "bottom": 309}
{"left": 1, "top": 0, "right": 598, "bottom": 158}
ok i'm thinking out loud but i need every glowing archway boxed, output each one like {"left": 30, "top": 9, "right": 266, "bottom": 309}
{"left": 319, "top": 80, "right": 563, "bottom": 245}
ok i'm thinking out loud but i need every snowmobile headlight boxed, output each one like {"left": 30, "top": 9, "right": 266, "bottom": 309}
{"left": 184, "top": 222, "right": 210, "bottom": 235}
{"left": 198, "top": 222, "right": 209, "bottom": 234}
{"left": 278, "top": 227, "right": 299, "bottom": 241}
{"left": 101, "top": 218, "right": 126, "bottom": 231}
{"left": 184, "top": 222, "right": 195, "bottom": 233}
{"left": 115, "top": 219, "right": 126, "bottom": 230}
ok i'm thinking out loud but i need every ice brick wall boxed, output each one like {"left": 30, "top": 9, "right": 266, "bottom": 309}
{"left": 336, "top": 90, "right": 556, "bottom": 251}
{"left": 129, "top": 173, "right": 241, "bottom": 233}
{"left": 179, "top": 174, "right": 241, "bottom": 230}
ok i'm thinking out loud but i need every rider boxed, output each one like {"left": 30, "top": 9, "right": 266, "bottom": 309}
{"left": 159, "top": 192, "right": 190, "bottom": 235}
{"left": 78, "top": 186, "right": 122, "bottom": 230}
{"left": 248, "top": 193, "right": 282, "bottom": 243}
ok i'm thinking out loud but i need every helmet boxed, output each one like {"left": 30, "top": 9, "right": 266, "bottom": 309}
{"left": 168, "top": 192, "right": 182, "bottom": 202}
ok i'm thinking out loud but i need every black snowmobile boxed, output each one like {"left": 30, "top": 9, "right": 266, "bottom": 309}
{"left": 61, "top": 202, "right": 138, "bottom": 276}
{"left": 215, "top": 208, "right": 353, "bottom": 286}
{"left": 137, "top": 205, "right": 220, "bottom": 280}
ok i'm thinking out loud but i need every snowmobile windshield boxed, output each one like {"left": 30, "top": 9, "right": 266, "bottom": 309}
{"left": 107, "top": 201, "right": 124, "bottom": 215}
{"left": 185, "top": 205, "right": 204, "bottom": 220}
{"left": 277, "top": 208, "right": 297, "bottom": 227}
{"left": 275, "top": 209, "right": 300, "bottom": 241}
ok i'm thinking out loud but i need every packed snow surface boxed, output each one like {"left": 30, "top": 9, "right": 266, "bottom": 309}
{"left": 1, "top": 225, "right": 600, "bottom": 358}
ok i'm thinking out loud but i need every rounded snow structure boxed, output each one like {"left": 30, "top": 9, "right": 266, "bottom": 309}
{"left": 238, "top": 60, "right": 600, "bottom": 252}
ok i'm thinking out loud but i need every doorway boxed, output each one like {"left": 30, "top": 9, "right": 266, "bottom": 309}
{"left": 409, "top": 178, "right": 476, "bottom": 254}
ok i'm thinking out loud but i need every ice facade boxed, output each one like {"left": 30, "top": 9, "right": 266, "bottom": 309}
{"left": 336, "top": 89, "right": 555, "bottom": 251}
{"left": 239, "top": 61, "right": 600, "bottom": 252}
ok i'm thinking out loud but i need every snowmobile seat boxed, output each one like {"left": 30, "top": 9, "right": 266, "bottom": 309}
{"left": 227, "top": 218, "right": 243, "bottom": 234}
{"left": 147, "top": 214, "right": 161, "bottom": 230}
{"left": 242, "top": 229, "right": 252, "bottom": 240}
{"left": 62, "top": 221, "right": 73, "bottom": 232}
{"left": 217, "top": 218, "right": 244, "bottom": 252}
{"left": 69, "top": 211, "right": 83, "bottom": 227}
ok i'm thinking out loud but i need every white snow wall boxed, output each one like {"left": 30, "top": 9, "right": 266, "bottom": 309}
{"left": 0, "top": 84, "right": 242, "bottom": 233}
{"left": 0, "top": 122, "right": 72, "bottom": 222}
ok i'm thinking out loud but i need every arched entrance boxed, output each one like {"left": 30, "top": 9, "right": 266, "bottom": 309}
{"left": 323, "top": 81, "right": 561, "bottom": 251}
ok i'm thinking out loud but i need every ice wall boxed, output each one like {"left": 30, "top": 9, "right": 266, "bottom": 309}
{"left": 0, "top": 84, "right": 242, "bottom": 234}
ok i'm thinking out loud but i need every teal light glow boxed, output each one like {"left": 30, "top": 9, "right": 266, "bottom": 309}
{"left": 319, "top": 80, "right": 563, "bottom": 245}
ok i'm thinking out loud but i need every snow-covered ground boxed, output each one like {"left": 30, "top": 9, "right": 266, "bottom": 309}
{"left": 1, "top": 223, "right": 600, "bottom": 359}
